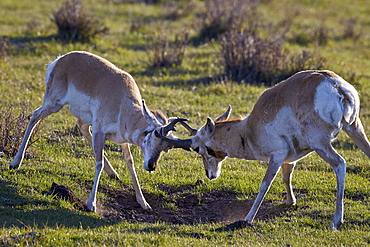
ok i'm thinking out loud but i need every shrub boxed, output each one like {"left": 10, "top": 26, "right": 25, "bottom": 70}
{"left": 342, "top": 18, "right": 363, "bottom": 42}
{"left": 287, "top": 50, "right": 326, "bottom": 74}
{"left": 163, "top": 0, "right": 197, "bottom": 20}
{"left": 289, "top": 23, "right": 330, "bottom": 46}
{"left": 0, "top": 104, "right": 41, "bottom": 157}
{"left": 199, "top": 0, "right": 258, "bottom": 42}
{"left": 314, "top": 23, "right": 330, "bottom": 46}
{"left": 0, "top": 37, "right": 9, "bottom": 62}
{"left": 219, "top": 31, "right": 326, "bottom": 85}
{"left": 147, "top": 32, "right": 189, "bottom": 69}
{"left": 144, "top": 0, "right": 162, "bottom": 4}
{"left": 51, "top": 0, "right": 108, "bottom": 43}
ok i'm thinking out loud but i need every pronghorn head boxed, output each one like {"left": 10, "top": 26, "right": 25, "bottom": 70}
{"left": 191, "top": 106, "right": 231, "bottom": 180}
{"left": 157, "top": 106, "right": 232, "bottom": 180}
{"left": 141, "top": 100, "right": 190, "bottom": 172}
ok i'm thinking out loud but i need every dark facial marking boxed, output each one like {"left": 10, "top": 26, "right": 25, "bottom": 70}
{"left": 292, "top": 136, "right": 299, "bottom": 151}
{"left": 240, "top": 136, "right": 245, "bottom": 149}
{"left": 205, "top": 146, "right": 227, "bottom": 159}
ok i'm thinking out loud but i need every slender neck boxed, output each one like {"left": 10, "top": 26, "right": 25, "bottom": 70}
{"left": 119, "top": 114, "right": 152, "bottom": 147}
{"left": 215, "top": 118, "right": 256, "bottom": 160}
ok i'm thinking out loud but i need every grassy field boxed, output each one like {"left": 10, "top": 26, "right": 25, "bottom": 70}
{"left": 0, "top": 0, "right": 369, "bottom": 246}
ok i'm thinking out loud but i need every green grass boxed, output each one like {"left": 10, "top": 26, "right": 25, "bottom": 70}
{"left": 1, "top": 0, "right": 370, "bottom": 246}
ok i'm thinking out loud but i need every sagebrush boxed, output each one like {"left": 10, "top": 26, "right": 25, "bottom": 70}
{"left": 52, "top": 0, "right": 108, "bottom": 42}
{"left": 199, "top": 0, "right": 258, "bottom": 41}
{"left": 147, "top": 32, "right": 189, "bottom": 69}
{"left": 220, "top": 31, "right": 326, "bottom": 85}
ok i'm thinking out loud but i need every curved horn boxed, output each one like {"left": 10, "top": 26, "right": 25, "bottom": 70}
{"left": 156, "top": 129, "right": 193, "bottom": 151}
{"left": 179, "top": 121, "right": 198, "bottom": 136}
{"left": 215, "top": 105, "right": 232, "bottom": 122}
{"left": 162, "top": 117, "right": 189, "bottom": 135}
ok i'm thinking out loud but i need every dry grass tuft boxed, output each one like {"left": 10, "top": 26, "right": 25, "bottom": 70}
{"left": 0, "top": 104, "right": 41, "bottom": 157}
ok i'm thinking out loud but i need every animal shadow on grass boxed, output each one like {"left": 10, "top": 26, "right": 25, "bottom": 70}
{"left": 1, "top": 177, "right": 299, "bottom": 230}
{"left": 0, "top": 180, "right": 111, "bottom": 229}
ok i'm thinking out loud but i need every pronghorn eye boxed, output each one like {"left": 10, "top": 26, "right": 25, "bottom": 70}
{"left": 206, "top": 146, "right": 214, "bottom": 155}
{"left": 154, "top": 130, "right": 160, "bottom": 138}
{"left": 205, "top": 146, "right": 227, "bottom": 159}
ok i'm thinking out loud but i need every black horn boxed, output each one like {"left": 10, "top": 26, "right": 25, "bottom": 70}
{"left": 179, "top": 121, "right": 198, "bottom": 136}
{"left": 161, "top": 117, "right": 189, "bottom": 135}
{"left": 156, "top": 128, "right": 193, "bottom": 151}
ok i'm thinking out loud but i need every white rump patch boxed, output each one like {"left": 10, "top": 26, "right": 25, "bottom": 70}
{"left": 332, "top": 76, "right": 359, "bottom": 124}
{"left": 314, "top": 78, "right": 359, "bottom": 127}
{"left": 45, "top": 55, "right": 63, "bottom": 85}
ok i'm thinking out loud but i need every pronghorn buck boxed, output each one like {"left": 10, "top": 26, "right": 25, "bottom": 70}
{"left": 160, "top": 70, "right": 370, "bottom": 230}
{"left": 10, "top": 51, "right": 189, "bottom": 212}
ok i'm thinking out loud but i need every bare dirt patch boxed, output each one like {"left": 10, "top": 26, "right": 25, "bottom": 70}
{"left": 50, "top": 181, "right": 296, "bottom": 226}
{"left": 98, "top": 181, "right": 295, "bottom": 225}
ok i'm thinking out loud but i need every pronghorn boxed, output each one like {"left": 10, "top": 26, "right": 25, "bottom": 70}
{"left": 10, "top": 51, "right": 188, "bottom": 212}
{"left": 160, "top": 70, "right": 370, "bottom": 230}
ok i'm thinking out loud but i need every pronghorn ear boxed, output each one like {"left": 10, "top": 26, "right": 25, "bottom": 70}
{"left": 203, "top": 117, "right": 215, "bottom": 136}
{"left": 215, "top": 105, "right": 232, "bottom": 122}
{"left": 142, "top": 99, "right": 162, "bottom": 127}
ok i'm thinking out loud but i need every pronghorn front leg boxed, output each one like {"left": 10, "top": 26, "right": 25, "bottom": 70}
{"left": 87, "top": 130, "right": 106, "bottom": 212}
{"left": 77, "top": 119, "right": 120, "bottom": 180}
{"left": 122, "top": 143, "right": 152, "bottom": 210}
{"left": 245, "top": 155, "right": 283, "bottom": 223}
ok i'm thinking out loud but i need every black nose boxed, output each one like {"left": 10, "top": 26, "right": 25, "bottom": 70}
{"left": 205, "top": 170, "right": 216, "bottom": 180}
{"left": 146, "top": 158, "right": 158, "bottom": 172}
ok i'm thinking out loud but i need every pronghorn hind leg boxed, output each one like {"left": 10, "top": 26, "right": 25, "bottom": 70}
{"left": 281, "top": 162, "right": 297, "bottom": 206}
{"left": 77, "top": 119, "right": 120, "bottom": 180}
{"left": 10, "top": 103, "right": 63, "bottom": 169}
{"left": 121, "top": 143, "right": 152, "bottom": 210}
{"left": 315, "top": 144, "right": 346, "bottom": 230}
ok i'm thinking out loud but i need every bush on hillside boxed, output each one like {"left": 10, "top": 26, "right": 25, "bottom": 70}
{"left": 342, "top": 17, "right": 363, "bottom": 42}
{"left": 163, "top": 0, "right": 197, "bottom": 20}
{"left": 199, "top": 0, "right": 258, "bottom": 42}
{"left": 147, "top": 32, "right": 189, "bottom": 69}
{"left": 220, "top": 31, "right": 326, "bottom": 85}
{"left": 51, "top": 0, "right": 108, "bottom": 43}
{"left": 0, "top": 37, "right": 9, "bottom": 62}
